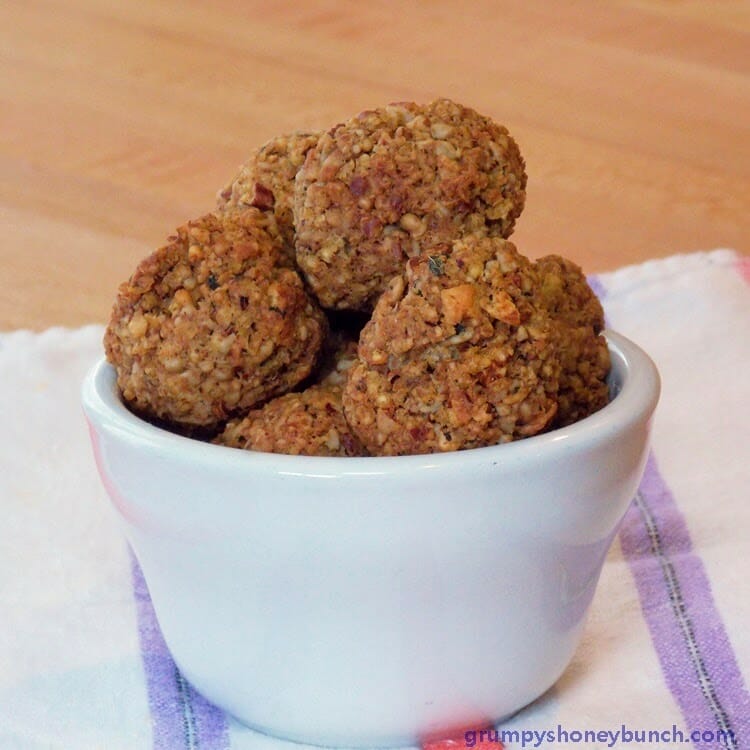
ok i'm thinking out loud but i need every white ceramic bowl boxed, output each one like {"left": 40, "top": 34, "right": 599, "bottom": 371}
{"left": 82, "top": 329, "right": 659, "bottom": 748}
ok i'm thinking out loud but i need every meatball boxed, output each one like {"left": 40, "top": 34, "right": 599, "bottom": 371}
{"left": 342, "top": 237, "right": 560, "bottom": 455}
{"left": 104, "top": 209, "right": 327, "bottom": 430}
{"left": 294, "top": 98, "right": 526, "bottom": 310}
{"left": 215, "top": 383, "right": 367, "bottom": 457}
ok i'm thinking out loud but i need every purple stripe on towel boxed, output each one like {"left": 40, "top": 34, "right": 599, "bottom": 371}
{"left": 619, "top": 455, "right": 750, "bottom": 749}
{"left": 131, "top": 554, "right": 230, "bottom": 750}
{"left": 585, "top": 273, "right": 607, "bottom": 302}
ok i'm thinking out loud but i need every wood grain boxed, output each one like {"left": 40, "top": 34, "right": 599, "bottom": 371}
{"left": 2, "top": 0, "right": 748, "bottom": 330}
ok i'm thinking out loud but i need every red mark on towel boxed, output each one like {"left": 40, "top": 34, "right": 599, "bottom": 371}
{"left": 423, "top": 726, "right": 503, "bottom": 750}
{"left": 736, "top": 256, "right": 750, "bottom": 286}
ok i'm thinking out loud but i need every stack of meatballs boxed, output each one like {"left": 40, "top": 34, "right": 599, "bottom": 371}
{"left": 105, "top": 98, "right": 610, "bottom": 457}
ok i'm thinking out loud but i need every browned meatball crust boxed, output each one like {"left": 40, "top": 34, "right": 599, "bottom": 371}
{"left": 215, "top": 383, "right": 367, "bottom": 457}
{"left": 294, "top": 98, "right": 527, "bottom": 311}
{"left": 217, "top": 131, "right": 320, "bottom": 261}
{"left": 342, "top": 237, "right": 560, "bottom": 455}
{"left": 104, "top": 209, "right": 327, "bottom": 430}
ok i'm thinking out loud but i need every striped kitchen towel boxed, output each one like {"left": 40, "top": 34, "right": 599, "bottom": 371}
{"left": 0, "top": 250, "right": 748, "bottom": 749}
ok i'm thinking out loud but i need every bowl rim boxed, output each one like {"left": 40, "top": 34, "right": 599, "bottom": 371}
{"left": 81, "top": 329, "right": 660, "bottom": 477}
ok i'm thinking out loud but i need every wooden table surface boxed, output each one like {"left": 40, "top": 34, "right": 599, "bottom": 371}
{"left": 2, "top": 0, "right": 748, "bottom": 331}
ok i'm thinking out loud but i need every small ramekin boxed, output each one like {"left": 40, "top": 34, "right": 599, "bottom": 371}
{"left": 82, "top": 329, "right": 659, "bottom": 747}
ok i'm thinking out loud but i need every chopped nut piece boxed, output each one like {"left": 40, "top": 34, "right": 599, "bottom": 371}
{"left": 250, "top": 182, "right": 275, "bottom": 210}
{"left": 441, "top": 284, "right": 478, "bottom": 325}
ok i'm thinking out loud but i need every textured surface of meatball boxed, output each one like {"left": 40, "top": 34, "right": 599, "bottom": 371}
{"left": 218, "top": 131, "right": 320, "bottom": 260}
{"left": 215, "top": 383, "right": 367, "bottom": 457}
{"left": 294, "top": 98, "right": 527, "bottom": 310}
{"left": 342, "top": 237, "right": 560, "bottom": 455}
{"left": 105, "top": 209, "right": 327, "bottom": 429}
